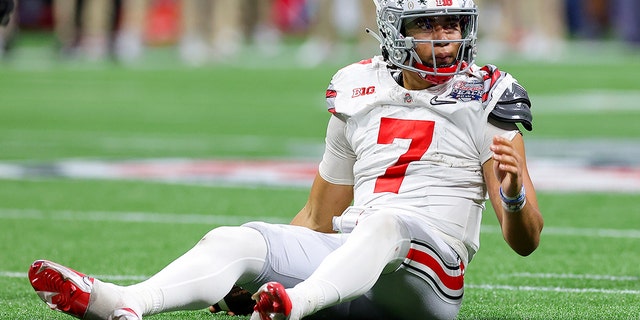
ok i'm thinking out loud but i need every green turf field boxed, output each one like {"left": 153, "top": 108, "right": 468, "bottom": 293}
{"left": 1, "top": 37, "right": 639, "bottom": 319}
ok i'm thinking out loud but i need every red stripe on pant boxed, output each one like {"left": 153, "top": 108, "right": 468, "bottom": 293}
{"left": 406, "top": 248, "right": 464, "bottom": 291}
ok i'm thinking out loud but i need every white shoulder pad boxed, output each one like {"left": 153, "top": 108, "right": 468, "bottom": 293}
{"left": 326, "top": 56, "right": 390, "bottom": 117}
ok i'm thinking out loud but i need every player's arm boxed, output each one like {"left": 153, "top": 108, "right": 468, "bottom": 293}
{"left": 291, "top": 115, "right": 356, "bottom": 232}
{"left": 484, "top": 132, "right": 543, "bottom": 256}
{"left": 291, "top": 173, "right": 353, "bottom": 232}
{"left": 481, "top": 65, "right": 543, "bottom": 256}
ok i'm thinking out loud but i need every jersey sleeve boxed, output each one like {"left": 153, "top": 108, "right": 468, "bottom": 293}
{"left": 318, "top": 115, "right": 356, "bottom": 185}
{"left": 480, "top": 118, "right": 519, "bottom": 165}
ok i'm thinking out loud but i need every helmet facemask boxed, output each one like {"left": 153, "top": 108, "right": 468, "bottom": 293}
{"left": 373, "top": 1, "right": 478, "bottom": 85}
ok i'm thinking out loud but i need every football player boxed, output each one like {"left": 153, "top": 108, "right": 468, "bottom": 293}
{"left": 28, "top": 0, "right": 543, "bottom": 319}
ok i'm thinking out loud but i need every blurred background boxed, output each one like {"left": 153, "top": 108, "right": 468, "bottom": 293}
{"left": 0, "top": 0, "right": 638, "bottom": 67}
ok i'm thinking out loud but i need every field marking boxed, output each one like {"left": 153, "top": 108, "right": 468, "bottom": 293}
{"left": 466, "top": 284, "right": 640, "bottom": 295}
{"left": 477, "top": 224, "right": 640, "bottom": 239}
{"left": 509, "top": 273, "right": 639, "bottom": 281}
{"left": 0, "top": 208, "right": 289, "bottom": 225}
{"left": 1, "top": 208, "right": 639, "bottom": 240}
{"left": 3, "top": 271, "right": 637, "bottom": 295}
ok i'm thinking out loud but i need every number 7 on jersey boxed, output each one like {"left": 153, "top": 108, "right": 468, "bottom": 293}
{"left": 374, "top": 118, "right": 435, "bottom": 194}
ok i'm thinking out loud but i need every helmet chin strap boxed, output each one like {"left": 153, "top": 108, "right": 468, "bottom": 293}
{"left": 410, "top": 45, "right": 459, "bottom": 85}
{"left": 413, "top": 61, "right": 457, "bottom": 85}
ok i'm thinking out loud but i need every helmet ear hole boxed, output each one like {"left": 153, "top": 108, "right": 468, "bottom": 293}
{"left": 392, "top": 49, "right": 406, "bottom": 64}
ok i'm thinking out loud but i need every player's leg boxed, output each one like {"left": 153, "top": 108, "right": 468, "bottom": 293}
{"left": 210, "top": 0, "right": 244, "bottom": 58}
{"left": 254, "top": 213, "right": 412, "bottom": 320}
{"left": 125, "top": 226, "right": 267, "bottom": 315}
{"left": 80, "top": 0, "right": 111, "bottom": 60}
{"left": 367, "top": 223, "right": 465, "bottom": 320}
{"left": 53, "top": 0, "right": 78, "bottom": 55}
{"left": 114, "top": 0, "right": 149, "bottom": 62}
{"left": 365, "top": 267, "right": 462, "bottom": 320}
{"left": 29, "top": 226, "right": 267, "bottom": 319}
{"left": 179, "top": 0, "right": 209, "bottom": 65}
{"left": 253, "top": 212, "right": 464, "bottom": 320}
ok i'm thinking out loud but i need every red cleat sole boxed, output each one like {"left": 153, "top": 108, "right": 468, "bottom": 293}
{"left": 28, "top": 260, "right": 94, "bottom": 319}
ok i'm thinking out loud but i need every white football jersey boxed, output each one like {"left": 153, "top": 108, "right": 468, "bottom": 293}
{"left": 319, "top": 56, "right": 520, "bottom": 262}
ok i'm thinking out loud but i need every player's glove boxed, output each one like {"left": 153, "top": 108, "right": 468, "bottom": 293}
{"left": 0, "top": 0, "right": 14, "bottom": 26}
{"left": 209, "top": 285, "right": 255, "bottom": 316}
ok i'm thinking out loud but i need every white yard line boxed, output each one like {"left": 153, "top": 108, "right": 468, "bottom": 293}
{"left": 466, "top": 284, "right": 640, "bottom": 295}
{"left": 480, "top": 224, "right": 640, "bottom": 239}
{"left": 0, "top": 208, "right": 289, "bottom": 225}
{"left": 508, "top": 273, "right": 639, "bottom": 281}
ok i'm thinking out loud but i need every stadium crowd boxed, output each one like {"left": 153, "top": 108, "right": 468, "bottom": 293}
{"left": 1, "top": 0, "right": 638, "bottom": 64}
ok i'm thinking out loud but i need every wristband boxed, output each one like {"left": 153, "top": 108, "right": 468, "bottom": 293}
{"left": 499, "top": 185, "right": 526, "bottom": 212}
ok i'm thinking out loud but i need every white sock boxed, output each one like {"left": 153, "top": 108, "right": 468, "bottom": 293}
{"left": 85, "top": 280, "right": 137, "bottom": 319}
{"left": 286, "top": 280, "right": 332, "bottom": 318}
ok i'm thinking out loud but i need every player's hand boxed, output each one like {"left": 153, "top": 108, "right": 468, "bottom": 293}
{"left": 490, "top": 135, "right": 523, "bottom": 197}
{"left": 0, "top": 0, "right": 14, "bottom": 26}
{"left": 209, "top": 285, "right": 255, "bottom": 316}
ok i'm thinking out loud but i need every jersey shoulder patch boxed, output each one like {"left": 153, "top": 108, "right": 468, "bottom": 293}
{"left": 480, "top": 64, "right": 533, "bottom": 131}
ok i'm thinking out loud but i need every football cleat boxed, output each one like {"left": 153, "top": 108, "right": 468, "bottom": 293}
{"left": 252, "top": 282, "right": 292, "bottom": 320}
{"left": 28, "top": 260, "right": 93, "bottom": 319}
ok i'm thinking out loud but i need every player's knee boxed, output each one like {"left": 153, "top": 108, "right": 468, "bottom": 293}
{"left": 357, "top": 213, "right": 405, "bottom": 239}
{"left": 354, "top": 213, "right": 410, "bottom": 271}
{"left": 199, "top": 226, "right": 237, "bottom": 242}
{"left": 197, "top": 226, "right": 266, "bottom": 254}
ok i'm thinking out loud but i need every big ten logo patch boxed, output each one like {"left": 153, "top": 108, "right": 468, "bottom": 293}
{"left": 352, "top": 86, "right": 376, "bottom": 98}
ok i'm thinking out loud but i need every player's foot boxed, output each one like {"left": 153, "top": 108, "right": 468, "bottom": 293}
{"left": 28, "top": 260, "right": 93, "bottom": 319}
{"left": 252, "top": 282, "right": 292, "bottom": 320}
{"left": 28, "top": 260, "right": 142, "bottom": 320}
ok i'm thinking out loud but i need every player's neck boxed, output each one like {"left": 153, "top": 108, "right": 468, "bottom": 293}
{"left": 400, "top": 70, "right": 436, "bottom": 91}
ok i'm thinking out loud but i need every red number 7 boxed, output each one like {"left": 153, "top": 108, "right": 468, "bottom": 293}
{"left": 374, "top": 118, "right": 435, "bottom": 193}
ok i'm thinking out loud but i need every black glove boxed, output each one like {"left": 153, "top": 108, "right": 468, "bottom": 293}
{"left": 0, "top": 0, "right": 15, "bottom": 26}
{"left": 209, "top": 285, "right": 255, "bottom": 316}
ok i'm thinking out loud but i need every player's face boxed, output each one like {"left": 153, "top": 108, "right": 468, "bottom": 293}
{"left": 404, "top": 15, "right": 463, "bottom": 68}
